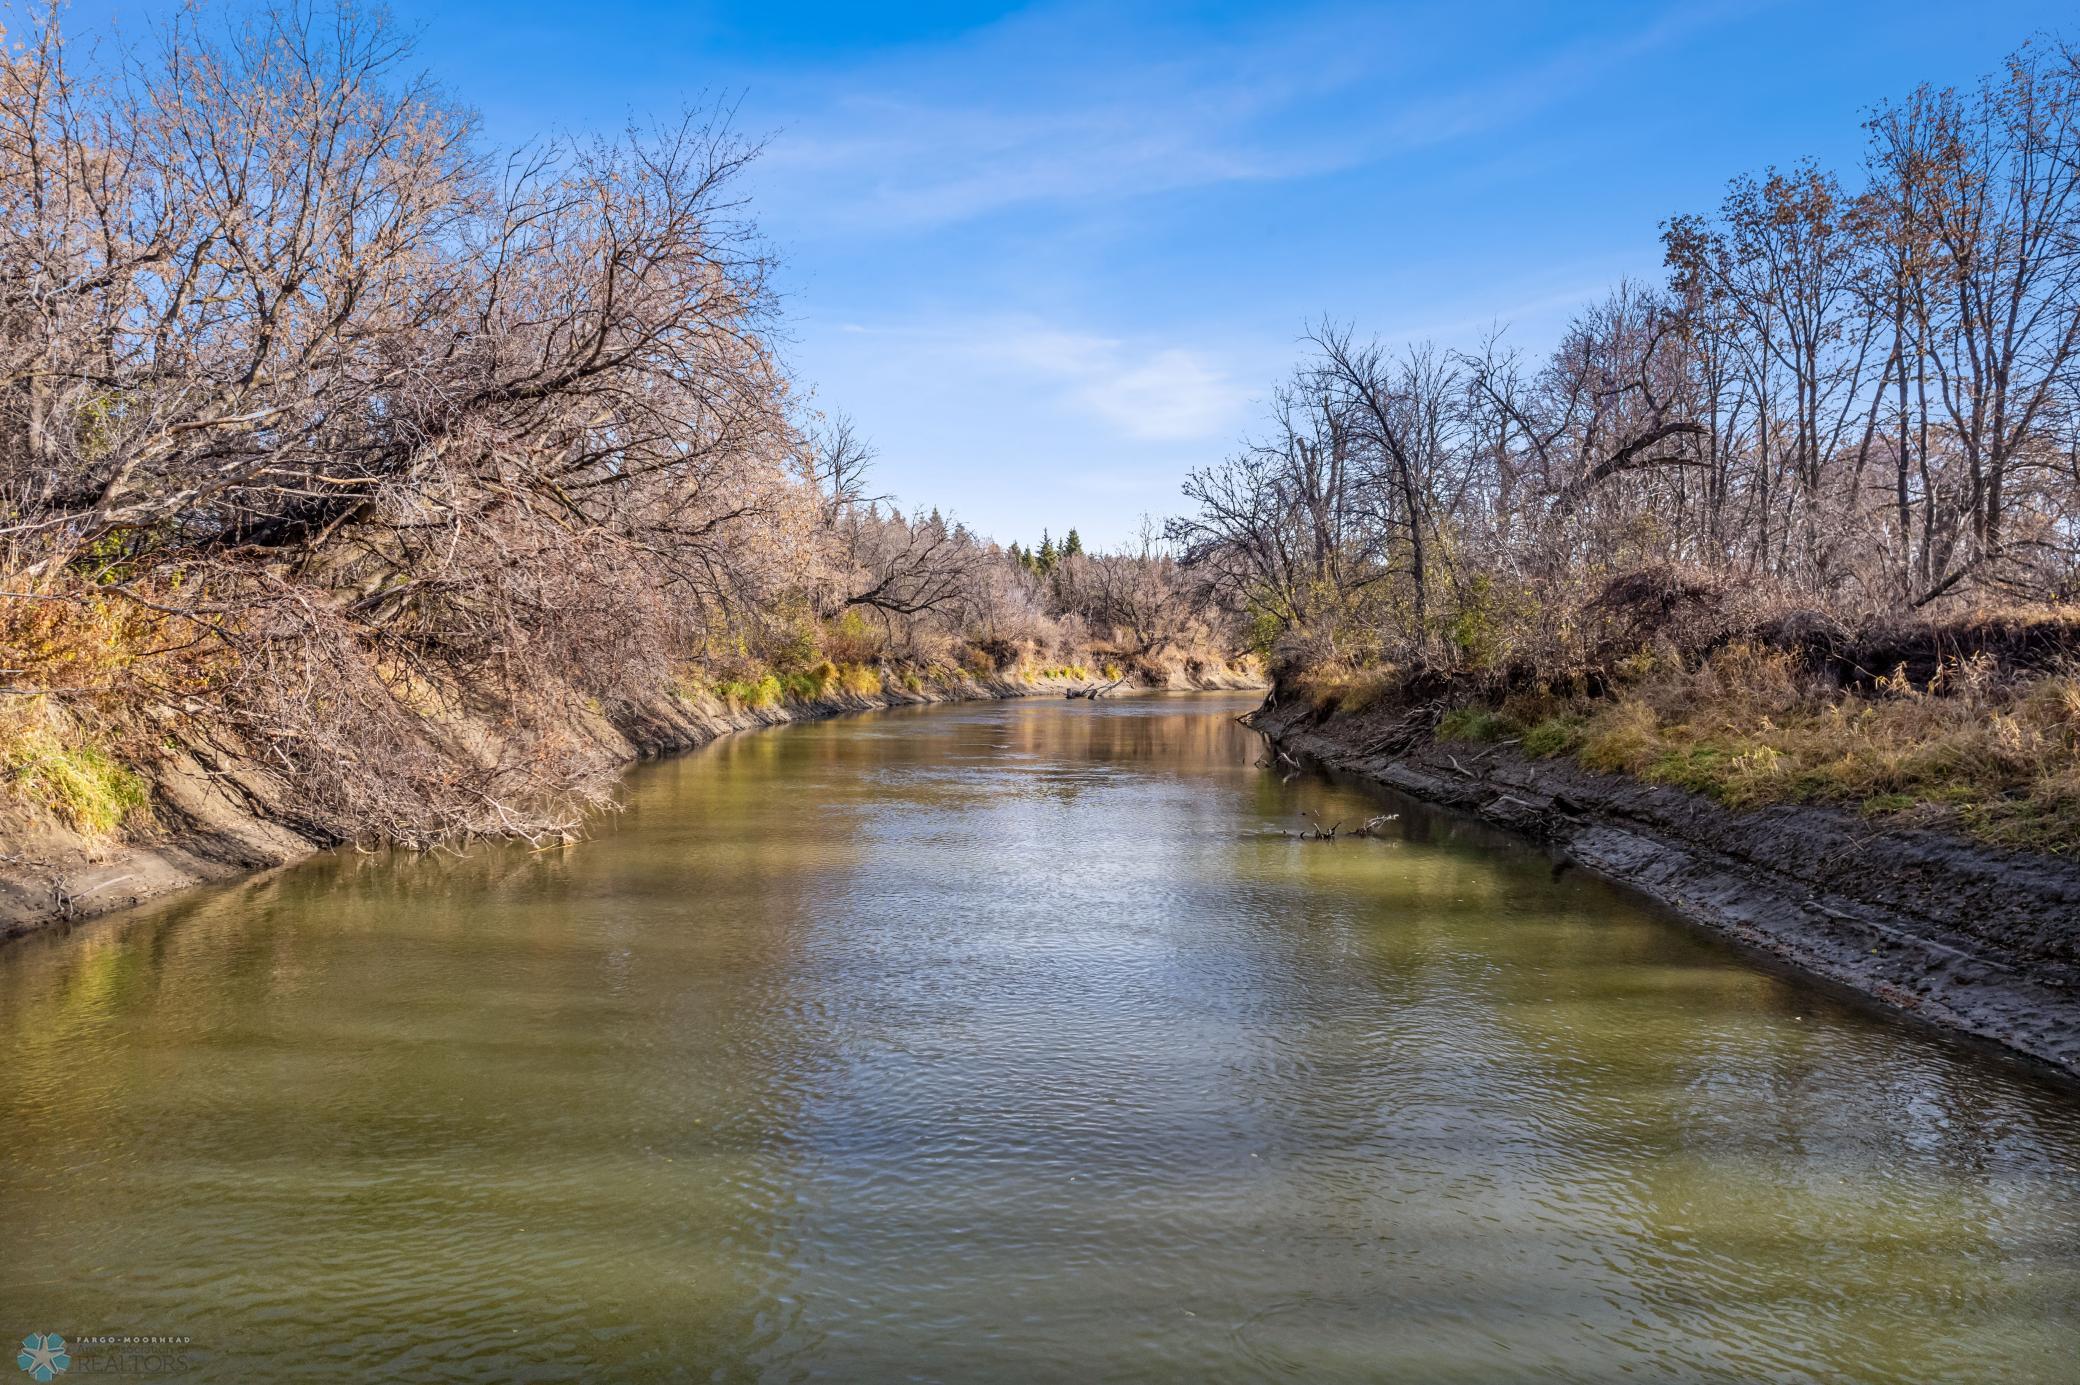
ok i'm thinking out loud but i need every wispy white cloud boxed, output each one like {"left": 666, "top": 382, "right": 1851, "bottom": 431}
{"left": 750, "top": 1, "right": 1750, "bottom": 232}
{"left": 750, "top": 0, "right": 1797, "bottom": 546}
{"left": 757, "top": 88, "right": 1302, "bottom": 230}
{"left": 1077, "top": 350, "right": 1238, "bottom": 442}
{"left": 976, "top": 325, "right": 1244, "bottom": 442}
{"left": 820, "top": 316, "right": 1248, "bottom": 445}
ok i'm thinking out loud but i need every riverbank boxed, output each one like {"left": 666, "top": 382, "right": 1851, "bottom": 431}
{"left": 1253, "top": 694, "right": 2080, "bottom": 1078}
{"left": 0, "top": 661, "right": 1261, "bottom": 943}
{"left": 12, "top": 688, "right": 2074, "bottom": 1381}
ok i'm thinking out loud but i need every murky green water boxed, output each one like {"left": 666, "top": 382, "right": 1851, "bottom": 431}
{"left": 2, "top": 693, "right": 2077, "bottom": 1382}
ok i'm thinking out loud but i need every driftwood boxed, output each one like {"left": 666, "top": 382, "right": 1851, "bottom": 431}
{"left": 1067, "top": 670, "right": 1136, "bottom": 699}
{"left": 1359, "top": 704, "right": 1445, "bottom": 757}
{"left": 1285, "top": 809, "right": 1398, "bottom": 841}
{"left": 50, "top": 873, "right": 136, "bottom": 919}
{"left": 1254, "top": 748, "right": 1304, "bottom": 782}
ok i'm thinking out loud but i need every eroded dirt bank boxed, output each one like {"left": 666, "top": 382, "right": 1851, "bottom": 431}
{"left": 1253, "top": 695, "right": 2080, "bottom": 1079}
{"left": 1, "top": 666, "right": 1261, "bottom": 944}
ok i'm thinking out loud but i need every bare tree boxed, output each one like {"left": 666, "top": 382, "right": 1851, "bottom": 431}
{"left": 1178, "top": 36, "right": 2080, "bottom": 676}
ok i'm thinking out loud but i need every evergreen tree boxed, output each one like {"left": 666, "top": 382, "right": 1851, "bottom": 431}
{"left": 1063, "top": 528, "right": 1084, "bottom": 558}
{"left": 1037, "top": 531, "right": 1057, "bottom": 573}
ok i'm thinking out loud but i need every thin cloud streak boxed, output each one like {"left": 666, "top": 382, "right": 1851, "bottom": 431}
{"left": 752, "top": 1, "right": 1756, "bottom": 232}
{"left": 827, "top": 317, "right": 1247, "bottom": 445}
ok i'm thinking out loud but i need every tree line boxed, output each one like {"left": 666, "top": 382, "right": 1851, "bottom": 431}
{"left": 0, "top": 3, "right": 1230, "bottom": 845}
{"left": 1172, "top": 36, "right": 2080, "bottom": 676}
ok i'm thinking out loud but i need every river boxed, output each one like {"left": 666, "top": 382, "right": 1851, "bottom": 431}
{"left": 1, "top": 692, "right": 2075, "bottom": 1382}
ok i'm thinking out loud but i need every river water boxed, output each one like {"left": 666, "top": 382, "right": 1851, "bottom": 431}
{"left": 1, "top": 692, "right": 2076, "bottom": 1382}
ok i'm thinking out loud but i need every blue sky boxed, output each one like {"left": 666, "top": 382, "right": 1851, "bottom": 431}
{"left": 62, "top": 0, "right": 2080, "bottom": 546}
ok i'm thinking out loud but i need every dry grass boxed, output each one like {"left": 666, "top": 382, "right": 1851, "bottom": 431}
{"left": 1461, "top": 643, "right": 2080, "bottom": 851}
{"left": 1297, "top": 663, "right": 1404, "bottom": 717}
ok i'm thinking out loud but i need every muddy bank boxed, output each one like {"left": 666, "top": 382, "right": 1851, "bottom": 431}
{"left": 1253, "top": 696, "right": 2080, "bottom": 1078}
{"left": 1, "top": 665, "right": 1261, "bottom": 944}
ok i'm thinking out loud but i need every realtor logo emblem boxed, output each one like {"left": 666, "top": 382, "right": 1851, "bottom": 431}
{"left": 14, "top": 1336, "right": 67, "bottom": 1382}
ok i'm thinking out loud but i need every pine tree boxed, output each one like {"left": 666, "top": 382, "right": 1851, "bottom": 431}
{"left": 1063, "top": 528, "right": 1083, "bottom": 558}
{"left": 1037, "top": 531, "right": 1057, "bottom": 573}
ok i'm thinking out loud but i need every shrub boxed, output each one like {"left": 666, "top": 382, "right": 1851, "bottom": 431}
{"left": 718, "top": 674, "right": 783, "bottom": 709}
{"left": 765, "top": 623, "right": 819, "bottom": 672}
{"left": 823, "top": 609, "right": 882, "bottom": 664}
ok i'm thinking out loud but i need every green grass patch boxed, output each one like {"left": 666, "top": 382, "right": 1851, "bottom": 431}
{"left": 5, "top": 727, "right": 149, "bottom": 835}
{"left": 1436, "top": 706, "right": 1517, "bottom": 742}
{"left": 1641, "top": 743, "right": 1735, "bottom": 798}
{"left": 1518, "top": 715, "right": 1586, "bottom": 758}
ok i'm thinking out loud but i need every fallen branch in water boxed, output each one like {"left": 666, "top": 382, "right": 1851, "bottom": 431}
{"left": 1067, "top": 670, "right": 1136, "bottom": 699}
{"left": 1284, "top": 809, "right": 1398, "bottom": 840}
